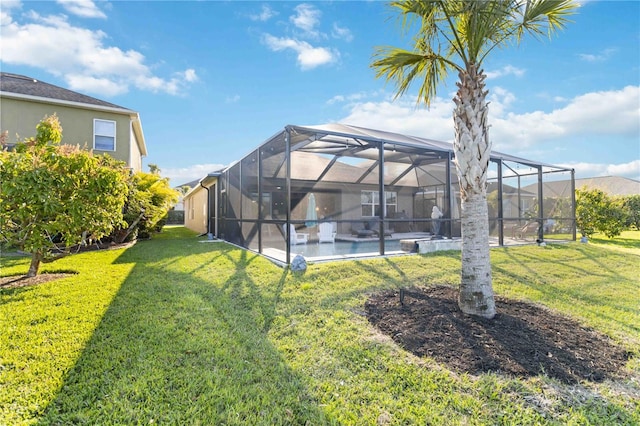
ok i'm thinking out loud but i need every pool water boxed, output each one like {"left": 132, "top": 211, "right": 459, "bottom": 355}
{"left": 290, "top": 239, "right": 405, "bottom": 260}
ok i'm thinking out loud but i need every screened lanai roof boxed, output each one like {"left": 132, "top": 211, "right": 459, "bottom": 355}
{"left": 281, "top": 123, "right": 570, "bottom": 171}
{"left": 221, "top": 123, "right": 572, "bottom": 188}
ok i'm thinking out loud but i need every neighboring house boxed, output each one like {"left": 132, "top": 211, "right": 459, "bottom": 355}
{"left": 525, "top": 176, "right": 640, "bottom": 198}
{"left": 184, "top": 174, "right": 220, "bottom": 235}
{"left": 166, "top": 179, "right": 200, "bottom": 226}
{"left": 487, "top": 182, "right": 537, "bottom": 219}
{"left": 0, "top": 72, "right": 147, "bottom": 171}
{"left": 173, "top": 178, "right": 200, "bottom": 212}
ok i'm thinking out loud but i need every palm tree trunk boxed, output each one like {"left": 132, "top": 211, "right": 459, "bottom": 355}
{"left": 453, "top": 65, "right": 496, "bottom": 319}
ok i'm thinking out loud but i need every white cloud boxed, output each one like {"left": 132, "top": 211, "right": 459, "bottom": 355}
{"left": 56, "top": 0, "right": 106, "bottom": 19}
{"left": 332, "top": 22, "right": 353, "bottom": 42}
{"left": 492, "top": 85, "right": 640, "bottom": 149}
{"left": 161, "top": 163, "right": 227, "bottom": 185}
{"left": 183, "top": 69, "right": 198, "bottom": 83}
{"left": 578, "top": 48, "right": 617, "bottom": 62}
{"left": 486, "top": 65, "right": 525, "bottom": 80}
{"left": 66, "top": 74, "right": 128, "bottom": 96}
{"left": 561, "top": 160, "right": 640, "bottom": 180}
{"left": 290, "top": 3, "right": 321, "bottom": 38}
{"left": 226, "top": 94, "right": 240, "bottom": 103}
{"left": 0, "top": 7, "right": 196, "bottom": 97}
{"left": 255, "top": 4, "right": 348, "bottom": 70}
{"left": 0, "top": 0, "right": 21, "bottom": 25}
{"left": 0, "top": 0, "right": 21, "bottom": 9}
{"left": 488, "top": 87, "right": 517, "bottom": 117}
{"left": 262, "top": 34, "right": 336, "bottom": 70}
{"left": 0, "top": 0, "right": 22, "bottom": 25}
{"left": 339, "top": 95, "right": 456, "bottom": 142}
{"left": 336, "top": 86, "right": 640, "bottom": 179}
{"left": 249, "top": 4, "right": 277, "bottom": 22}
{"left": 326, "top": 91, "right": 367, "bottom": 105}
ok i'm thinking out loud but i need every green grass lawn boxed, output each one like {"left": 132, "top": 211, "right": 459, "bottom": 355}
{"left": 1, "top": 227, "right": 639, "bottom": 425}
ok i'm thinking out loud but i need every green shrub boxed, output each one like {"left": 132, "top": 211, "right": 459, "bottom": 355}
{"left": 623, "top": 194, "right": 640, "bottom": 230}
{"left": 576, "top": 188, "right": 628, "bottom": 238}
{"left": 113, "top": 170, "right": 179, "bottom": 242}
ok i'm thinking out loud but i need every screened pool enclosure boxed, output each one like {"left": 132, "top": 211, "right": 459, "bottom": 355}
{"left": 212, "top": 124, "right": 575, "bottom": 264}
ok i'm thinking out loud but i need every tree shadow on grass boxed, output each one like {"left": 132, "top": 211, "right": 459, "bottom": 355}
{"left": 38, "top": 238, "right": 331, "bottom": 425}
{"left": 589, "top": 236, "right": 640, "bottom": 250}
{"left": 495, "top": 246, "right": 640, "bottom": 336}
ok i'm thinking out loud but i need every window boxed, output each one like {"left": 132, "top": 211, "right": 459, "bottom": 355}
{"left": 94, "top": 119, "right": 116, "bottom": 151}
{"left": 361, "top": 190, "right": 378, "bottom": 217}
{"left": 385, "top": 191, "right": 397, "bottom": 217}
{"left": 361, "top": 190, "right": 397, "bottom": 217}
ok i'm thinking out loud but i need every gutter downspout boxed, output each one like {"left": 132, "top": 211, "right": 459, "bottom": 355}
{"left": 200, "top": 181, "right": 211, "bottom": 236}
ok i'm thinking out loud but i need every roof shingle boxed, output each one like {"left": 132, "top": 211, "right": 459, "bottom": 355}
{"left": 0, "top": 72, "right": 131, "bottom": 111}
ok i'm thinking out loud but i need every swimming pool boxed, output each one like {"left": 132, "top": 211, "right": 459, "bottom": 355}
{"left": 289, "top": 239, "right": 405, "bottom": 261}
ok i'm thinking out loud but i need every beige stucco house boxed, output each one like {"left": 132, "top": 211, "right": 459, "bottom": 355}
{"left": 184, "top": 174, "right": 219, "bottom": 235}
{"left": 0, "top": 72, "right": 147, "bottom": 171}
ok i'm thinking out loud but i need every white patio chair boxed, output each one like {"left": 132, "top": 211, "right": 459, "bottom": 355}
{"left": 284, "top": 224, "right": 309, "bottom": 245}
{"left": 318, "top": 222, "right": 336, "bottom": 243}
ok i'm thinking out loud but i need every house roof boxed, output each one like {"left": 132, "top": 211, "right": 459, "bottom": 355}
{"left": 176, "top": 179, "right": 202, "bottom": 190}
{"left": 0, "top": 72, "right": 147, "bottom": 157}
{"left": 487, "top": 182, "right": 537, "bottom": 197}
{"left": 528, "top": 176, "right": 640, "bottom": 197}
{"left": 0, "top": 72, "right": 129, "bottom": 110}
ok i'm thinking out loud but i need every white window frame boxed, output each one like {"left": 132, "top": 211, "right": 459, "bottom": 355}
{"left": 94, "top": 119, "right": 116, "bottom": 151}
{"left": 361, "top": 190, "right": 397, "bottom": 217}
{"left": 361, "top": 190, "right": 378, "bottom": 217}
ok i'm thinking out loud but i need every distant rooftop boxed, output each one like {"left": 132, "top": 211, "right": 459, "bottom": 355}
{"left": 525, "top": 176, "right": 640, "bottom": 197}
{"left": 0, "top": 72, "right": 131, "bottom": 111}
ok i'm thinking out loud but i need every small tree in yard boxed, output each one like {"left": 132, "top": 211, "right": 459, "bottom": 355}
{"left": 114, "top": 171, "right": 180, "bottom": 243}
{"left": 622, "top": 195, "right": 640, "bottom": 230}
{"left": 576, "top": 187, "right": 628, "bottom": 239}
{"left": 0, "top": 115, "right": 129, "bottom": 277}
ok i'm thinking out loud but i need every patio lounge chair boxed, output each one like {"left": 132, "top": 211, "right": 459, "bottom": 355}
{"left": 284, "top": 224, "right": 309, "bottom": 245}
{"left": 511, "top": 221, "right": 539, "bottom": 240}
{"left": 351, "top": 220, "right": 393, "bottom": 238}
{"left": 318, "top": 222, "right": 336, "bottom": 243}
{"left": 370, "top": 220, "right": 394, "bottom": 237}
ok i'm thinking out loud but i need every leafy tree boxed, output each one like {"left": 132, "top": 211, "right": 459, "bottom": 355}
{"left": 114, "top": 171, "right": 180, "bottom": 242}
{"left": 179, "top": 185, "right": 191, "bottom": 196}
{"left": 148, "top": 163, "right": 161, "bottom": 175}
{"left": 576, "top": 188, "right": 627, "bottom": 238}
{"left": 622, "top": 195, "right": 640, "bottom": 230}
{"left": 371, "top": 0, "right": 577, "bottom": 318}
{"left": 0, "top": 115, "right": 129, "bottom": 277}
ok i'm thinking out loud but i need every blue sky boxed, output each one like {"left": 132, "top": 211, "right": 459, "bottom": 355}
{"left": 1, "top": 0, "right": 639, "bottom": 186}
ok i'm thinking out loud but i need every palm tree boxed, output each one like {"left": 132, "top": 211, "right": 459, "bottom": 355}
{"left": 371, "top": 0, "right": 577, "bottom": 318}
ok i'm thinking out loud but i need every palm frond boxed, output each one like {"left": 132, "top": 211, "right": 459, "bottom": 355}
{"left": 372, "top": 0, "right": 578, "bottom": 105}
{"left": 521, "top": 0, "right": 578, "bottom": 37}
{"left": 372, "top": 43, "right": 457, "bottom": 107}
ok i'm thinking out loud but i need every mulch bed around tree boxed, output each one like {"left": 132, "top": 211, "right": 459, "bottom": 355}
{"left": 0, "top": 273, "right": 75, "bottom": 289}
{"left": 365, "top": 285, "right": 632, "bottom": 384}
{"left": 0, "top": 240, "right": 135, "bottom": 290}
